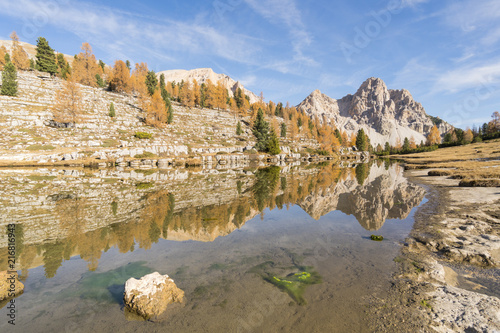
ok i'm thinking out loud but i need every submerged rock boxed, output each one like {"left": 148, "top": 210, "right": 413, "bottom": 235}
{"left": 0, "top": 271, "right": 24, "bottom": 304}
{"left": 123, "top": 272, "right": 184, "bottom": 319}
{"left": 370, "top": 235, "right": 384, "bottom": 241}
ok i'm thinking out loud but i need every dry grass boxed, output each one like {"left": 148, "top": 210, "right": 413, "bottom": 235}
{"left": 397, "top": 139, "right": 500, "bottom": 186}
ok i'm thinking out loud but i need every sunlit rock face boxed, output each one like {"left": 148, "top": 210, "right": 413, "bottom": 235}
{"left": 297, "top": 78, "right": 453, "bottom": 147}
{"left": 157, "top": 68, "right": 260, "bottom": 104}
{"left": 299, "top": 163, "right": 426, "bottom": 230}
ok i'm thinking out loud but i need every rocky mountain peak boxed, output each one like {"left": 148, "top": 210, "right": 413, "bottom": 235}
{"left": 297, "top": 77, "right": 454, "bottom": 146}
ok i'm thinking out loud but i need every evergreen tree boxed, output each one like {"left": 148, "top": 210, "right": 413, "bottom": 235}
{"left": 29, "top": 58, "right": 35, "bottom": 70}
{"left": 109, "top": 102, "right": 115, "bottom": 117}
{"left": 236, "top": 121, "right": 243, "bottom": 135}
{"left": 126, "top": 60, "right": 131, "bottom": 70}
{"left": 5, "top": 53, "right": 11, "bottom": 64}
{"left": 145, "top": 70, "right": 158, "bottom": 96}
{"left": 252, "top": 108, "right": 270, "bottom": 152}
{"left": 35, "top": 37, "right": 58, "bottom": 75}
{"left": 280, "top": 122, "right": 287, "bottom": 138}
{"left": 167, "top": 105, "right": 174, "bottom": 124}
{"left": 1, "top": 61, "right": 18, "bottom": 96}
{"left": 355, "top": 128, "right": 367, "bottom": 151}
{"left": 95, "top": 73, "right": 105, "bottom": 88}
{"left": 98, "top": 60, "right": 105, "bottom": 72}
{"left": 402, "top": 137, "right": 410, "bottom": 152}
{"left": 384, "top": 142, "right": 390, "bottom": 153}
{"left": 159, "top": 74, "right": 166, "bottom": 92}
{"left": 266, "top": 129, "right": 281, "bottom": 155}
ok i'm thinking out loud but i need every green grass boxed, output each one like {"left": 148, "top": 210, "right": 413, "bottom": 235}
{"left": 134, "top": 132, "right": 152, "bottom": 140}
{"left": 134, "top": 152, "right": 158, "bottom": 159}
{"left": 26, "top": 144, "right": 55, "bottom": 151}
{"left": 101, "top": 139, "right": 119, "bottom": 148}
{"left": 136, "top": 182, "right": 154, "bottom": 190}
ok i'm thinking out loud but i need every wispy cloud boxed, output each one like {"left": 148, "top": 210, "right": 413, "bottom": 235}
{"left": 0, "top": 0, "right": 261, "bottom": 66}
{"left": 244, "top": 0, "right": 316, "bottom": 69}
{"left": 434, "top": 61, "right": 500, "bottom": 93}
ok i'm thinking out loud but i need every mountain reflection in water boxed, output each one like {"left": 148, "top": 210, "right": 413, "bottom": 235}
{"left": 0, "top": 161, "right": 425, "bottom": 280}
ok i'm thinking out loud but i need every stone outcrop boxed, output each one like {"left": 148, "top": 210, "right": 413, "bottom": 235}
{"left": 124, "top": 272, "right": 184, "bottom": 319}
{"left": 157, "top": 68, "right": 260, "bottom": 104}
{"left": 297, "top": 78, "right": 454, "bottom": 147}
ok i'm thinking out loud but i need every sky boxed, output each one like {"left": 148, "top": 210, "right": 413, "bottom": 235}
{"left": 0, "top": 0, "right": 499, "bottom": 129}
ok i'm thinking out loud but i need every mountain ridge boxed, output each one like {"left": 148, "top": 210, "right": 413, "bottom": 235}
{"left": 297, "top": 77, "right": 453, "bottom": 147}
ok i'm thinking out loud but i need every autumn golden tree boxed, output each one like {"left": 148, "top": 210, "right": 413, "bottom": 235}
{"left": 72, "top": 43, "right": 101, "bottom": 87}
{"left": 409, "top": 136, "right": 417, "bottom": 149}
{"left": 0, "top": 46, "right": 7, "bottom": 70}
{"left": 51, "top": 75, "right": 83, "bottom": 124}
{"left": 427, "top": 125, "right": 441, "bottom": 145}
{"left": 144, "top": 90, "right": 168, "bottom": 127}
{"left": 109, "top": 60, "right": 131, "bottom": 93}
{"left": 131, "top": 62, "right": 148, "bottom": 94}
{"left": 10, "top": 31, "right": 30, "bottom": 70}
{"left": 463, "top": 128, "right": 473, "bottom": 143}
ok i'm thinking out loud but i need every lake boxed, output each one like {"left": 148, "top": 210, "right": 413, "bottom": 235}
{"left": 0, "top": 161, "right": 426, "bottom": 332}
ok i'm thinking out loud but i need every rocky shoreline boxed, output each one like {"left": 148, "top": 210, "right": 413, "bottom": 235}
{"left": 369, "top": 169, "right": 500, "bottom": 332}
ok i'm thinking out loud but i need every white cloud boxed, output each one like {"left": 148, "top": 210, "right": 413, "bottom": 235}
{"left": 244, "top": 0, "right": 315, "bottom": 66}
{"left": 0, "top": 0, "right": 261, "bottom": 66}
{"left": 434, "top": 61, "right": 500, "bottom": 93}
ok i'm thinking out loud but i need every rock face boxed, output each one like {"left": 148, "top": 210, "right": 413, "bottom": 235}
{"left": 297, "top": 78, "right": 453, "bottom": 147}
{"left": 0, "top": 271, "right": 24, "bottom": 303}
{"left": 124, "top": 272, "right": 184, "bottom": 319}
{"left": 157, "top": 68, "right": 260, "bottom": 104}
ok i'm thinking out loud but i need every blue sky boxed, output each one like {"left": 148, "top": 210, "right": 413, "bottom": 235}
{"left": 0, "top": 0, "right": 499, "bottom": 129}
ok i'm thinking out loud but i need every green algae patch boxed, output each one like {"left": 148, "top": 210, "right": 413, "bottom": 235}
{"left": 249, "top": 261, "right": 321, "bottom": 306}
{"left": 370, "top": 235, "right": 384, "bottom": 241}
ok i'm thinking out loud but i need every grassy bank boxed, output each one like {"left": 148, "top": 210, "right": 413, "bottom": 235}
{"left": 391, "top": 139, "right": 500, "bottom": 186}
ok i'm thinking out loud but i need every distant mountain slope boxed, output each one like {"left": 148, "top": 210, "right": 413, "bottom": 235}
{"left": 297, "top": 78, "right": 453, "bottom": 147}
{"left": 157, "top": 68, "right": 260, "bottom": 104}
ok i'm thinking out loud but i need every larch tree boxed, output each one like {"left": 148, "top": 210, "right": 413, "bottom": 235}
{"left": 10, "top": 31, "right": 30, "bottom": 70}
{"left": 131, "top": 62, "right": 148, "bottom": 94}
{"left": 0, "top": 46, "right": 7, "bottom": 70}
{"left": 35, "top": 37, "right": 58, "bottom": 75}
{"left": 144, "top": 89, "right": 168, "bottom": 127}
{"left": 73, "top": 43, "right": 101, "bottom": 87}
{"left": 395, "top": 137, "right": 402, "bottom": 151}
{"left": 463, "top": 128, "right": 473, "bottom": 143}
{"left": 427, "top": 125, "right": 441, "bottom": 145}
{"left": 109, "top": 60, "right": 131, "bottom": 93}
{"left": 1, "top": 61, "right": 18, "bottom": 96}
{"left": 409, "top": 136, "right": 417, "bottom": 149}
{"left": 51, "top": 75, "right": 83, "bottom": 124}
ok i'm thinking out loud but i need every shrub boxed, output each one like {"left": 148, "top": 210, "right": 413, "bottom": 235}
{"left": 134, "top": 132, "right": 152, "bottom": 139}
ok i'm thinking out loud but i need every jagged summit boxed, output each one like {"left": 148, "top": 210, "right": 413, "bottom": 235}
{"left": 157, "top": 68, "right": 259, "bottom": 104}
{"left": 298, "top": 77, "right": 453, "bottom": 146}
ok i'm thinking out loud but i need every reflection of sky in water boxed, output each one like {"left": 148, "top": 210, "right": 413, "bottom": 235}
{"left": 0, "top": 162, "right": 426, "bottom": 332}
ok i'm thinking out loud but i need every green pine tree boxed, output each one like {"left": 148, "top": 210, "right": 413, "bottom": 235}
{"left": 236, "top": 121, "right": 243, "bottom": 135}
{"left": 35, "top": 37, "right": 58, "bottom": 75}
{"left": 109, "top": 102, "right": 115, "bottom": 117}
{"left": 355, "top": 128, "right": 367, "bottom": 151}
{"left": 1, "top": 61, "right": 18, "bottom": 96}
{"left": 159, "top": 73, "right": 166, "bottom": 92}
{"left": 384, "top": 142, "right": 390, "bottom": 153}
{"left": 266, "top": 129, "right": 281, "bottom": 155}
{"left": 280, "top": 122, "right": 287, "bottom": 138}
{"left": 96, "top": 73, "right": 106, "bottom": 88}
{"left": 252, "top": 108, "right": 270, "bottom": 152}
{"left": 402, "top": 137, "right": 410, "bottom": 152}
{"left": 167, "top": 105, "right": 174, "bottom": 124}
{"left": 98, "top": 59, "right": 105, "bottom": 72}
{"left": 4, "top": 53, "right": 10, "bottom": 63}
{"left": 145, "top": 70, "right": 158, "bottom": 96}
